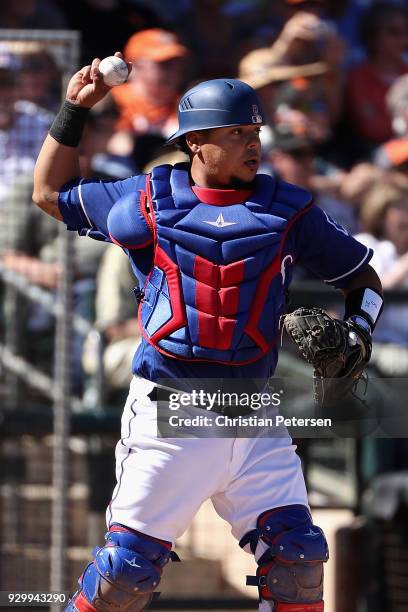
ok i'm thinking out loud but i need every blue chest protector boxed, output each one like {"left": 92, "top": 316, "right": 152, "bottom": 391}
{"left": 140, "top": 163, "right": 312, "bottom": 365}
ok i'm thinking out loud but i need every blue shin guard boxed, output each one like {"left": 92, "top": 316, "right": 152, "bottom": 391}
{"left": 67, "top": 524, "right": 179, "bottom": 611}
{"left": 240, "top": 506, "right": 328, "bottom": 610}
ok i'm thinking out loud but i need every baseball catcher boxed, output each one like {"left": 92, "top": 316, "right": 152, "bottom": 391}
{"left": 33, "top": 48, "right": 383, "bottom": 612}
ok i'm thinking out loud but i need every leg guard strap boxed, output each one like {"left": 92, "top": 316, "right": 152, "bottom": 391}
{"left": 246, "top": 549, "right": 325, "bottom": 604}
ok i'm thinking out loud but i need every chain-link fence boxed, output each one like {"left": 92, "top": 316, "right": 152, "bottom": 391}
{"left": 0, "top": 29, "right": 105, "bottom": 609}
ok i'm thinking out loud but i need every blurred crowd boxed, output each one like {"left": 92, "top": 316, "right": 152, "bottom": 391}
{"left": 2, "top": 0, "right": 408, "bottom": 401}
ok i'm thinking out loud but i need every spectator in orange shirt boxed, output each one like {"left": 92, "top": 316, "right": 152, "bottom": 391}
{"left": 111, "top": 29, "right": 190, "bottom": 140}
{"left": 346, "top": 2, "right": 408, "bottom": 148}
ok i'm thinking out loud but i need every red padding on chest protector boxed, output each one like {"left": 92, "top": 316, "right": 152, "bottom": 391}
{"left": 276, "top": 603, "right": 324, "bottom": 611}
{"left": 149, "top": 246, "right": 187, "bottom": 344}
{"left": 194, "top": 255, "right": 244, "bottom": 350}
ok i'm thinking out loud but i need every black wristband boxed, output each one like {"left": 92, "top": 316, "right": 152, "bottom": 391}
{"left": 49, "top": 100, "right": 90, "bottom": 147}
{"left": 344, "top": 286, "right": 384, "bottom": 332}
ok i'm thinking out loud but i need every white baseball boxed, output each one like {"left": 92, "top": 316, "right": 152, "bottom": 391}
{"left": 98, "top": 56, "right": 128, "bottom": 87}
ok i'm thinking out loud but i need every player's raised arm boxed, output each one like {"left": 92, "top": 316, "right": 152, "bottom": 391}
{"left": 33, "top": 52, "right": 131, "bottom": 221}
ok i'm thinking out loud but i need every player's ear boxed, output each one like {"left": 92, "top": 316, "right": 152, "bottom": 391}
{"left": 185, "top": 131, "right": 202, "bottom": 154}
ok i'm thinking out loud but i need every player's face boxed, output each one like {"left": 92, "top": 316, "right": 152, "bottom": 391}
{"left": 193, "top": 125, "right": 262, "bottom": 188}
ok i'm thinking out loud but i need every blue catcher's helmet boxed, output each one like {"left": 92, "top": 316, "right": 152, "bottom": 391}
{"left": 167, "top": 78, "right": 264, "bottom": 143}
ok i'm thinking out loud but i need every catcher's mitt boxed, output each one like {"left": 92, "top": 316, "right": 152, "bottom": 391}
{"left": 282, "top": 307, "right": 372, "bottom": 407}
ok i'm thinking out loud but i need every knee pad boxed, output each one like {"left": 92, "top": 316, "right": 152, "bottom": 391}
{"left": 68, "top": 524, "right": 179, "bottom": 612}
{"left": 240, "top": 505, "right": 328, "bottom": 611}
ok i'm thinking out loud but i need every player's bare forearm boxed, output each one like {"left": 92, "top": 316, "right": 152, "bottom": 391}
{"left": 341, "top": 264, "right": 383, "bottom": 296}
{"left": 33, "top": 52, "right": 131, "bottom": 222}
{"left": 33, "top": 135, "right": 80, "bottom": 221}
{"left": 32, "top": 56, "right": 105, "bottom": 221}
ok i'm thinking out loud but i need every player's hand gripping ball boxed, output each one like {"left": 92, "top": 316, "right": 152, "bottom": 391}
{"left": 98, "top": 56, "right": 129, "bottom": 87}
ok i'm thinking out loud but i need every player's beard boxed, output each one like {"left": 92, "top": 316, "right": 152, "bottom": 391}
{"left": 228, "top": 175, "right": 257, "bottom": 190}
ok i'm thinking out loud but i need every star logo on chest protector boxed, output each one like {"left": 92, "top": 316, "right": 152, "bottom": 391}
{"left": 203, "top": 213, "right": 238, "bottom": 228}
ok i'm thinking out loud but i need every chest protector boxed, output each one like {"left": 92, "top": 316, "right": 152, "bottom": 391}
{"left": 140, "top": 163, "right": 312, "bottom": 365}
